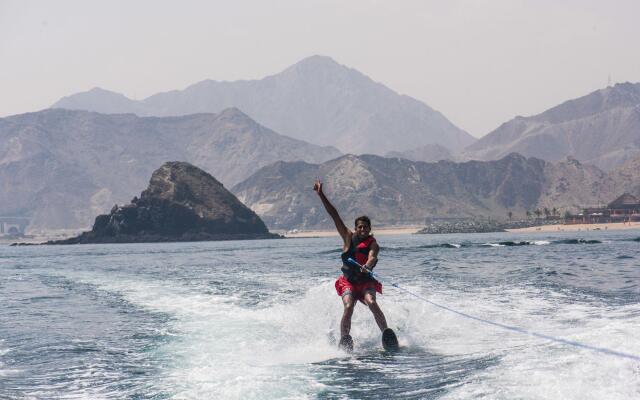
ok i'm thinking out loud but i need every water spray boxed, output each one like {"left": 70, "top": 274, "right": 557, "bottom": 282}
{"left": 346, "top": 258, "right": 640, "bottom": 361}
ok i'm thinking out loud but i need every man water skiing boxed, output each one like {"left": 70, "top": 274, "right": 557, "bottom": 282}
{"left": 313, "top": 179, "right": 398, "bottom": 352}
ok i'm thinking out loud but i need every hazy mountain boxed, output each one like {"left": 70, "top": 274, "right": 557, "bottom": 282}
{"left": 386, "top": 143, "right": 456, "bottom": 162}
{"left": 464, "top": 82, "right": 640, "bottom": 170}
{"left": 233, "top": 153, "right": 626, "bottom": 230}
{"left": 0, "top": 108, "right": 340, "bottom": 230}
{"left": 52, "top": 55, "right": 475, "bottom": 155}
{"left": 54, "top": 87, "right": 146, "bottom": 115}
{"left": 609, "top": 153, "right": 640, "bottom": 197}
{"left": 537, "top": 157, "right": 619, "bottom": 210}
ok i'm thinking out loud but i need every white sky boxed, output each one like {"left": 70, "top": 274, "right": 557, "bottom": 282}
{"left": 1, "top": 0, "right": 639, "bottom": 137}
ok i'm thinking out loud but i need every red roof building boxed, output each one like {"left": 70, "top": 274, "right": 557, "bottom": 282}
{"left": 566, "top": 193, "right": 640, "bottom": 224}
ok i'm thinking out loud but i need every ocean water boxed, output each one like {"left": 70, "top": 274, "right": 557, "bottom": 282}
{"left": 0, "top": 231, "right": 639, "bottom": 399}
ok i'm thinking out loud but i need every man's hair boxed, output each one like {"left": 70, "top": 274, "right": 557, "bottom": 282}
{"left": 354, "top": 215, "right": 371, "bottom": 228}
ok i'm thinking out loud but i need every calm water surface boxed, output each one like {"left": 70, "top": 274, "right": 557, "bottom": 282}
{"left": 1, "top": 231, "right": 639, "bottom": 399}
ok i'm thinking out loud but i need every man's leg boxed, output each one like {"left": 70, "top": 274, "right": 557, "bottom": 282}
{"left": 341, "top": 293, "right": 355, "bottom": 337}
{"left": 363, "top": 291, "right": 388, "bottom": 332}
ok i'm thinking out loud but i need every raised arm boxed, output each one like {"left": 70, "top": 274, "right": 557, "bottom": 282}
{"left": 313, "top": 179, "right": 351, "bottom": 246}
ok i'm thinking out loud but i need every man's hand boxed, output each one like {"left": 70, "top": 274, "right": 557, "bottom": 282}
{"left": 313, "top": 177, "right": 350, "bottom": 244}
{"left": 313, "top": 178, "right": 323, "bottom": 195}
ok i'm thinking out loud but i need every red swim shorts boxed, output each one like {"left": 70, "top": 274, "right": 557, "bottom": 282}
{"left": 335, "top": 275, "right": 382, "bottom": 302}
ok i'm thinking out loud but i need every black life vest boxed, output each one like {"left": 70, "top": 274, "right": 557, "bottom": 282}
{"left": 340, "top": 235, "right": 376, "bottom": 283}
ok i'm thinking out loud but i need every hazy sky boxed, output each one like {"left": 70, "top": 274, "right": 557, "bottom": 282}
{"left": 1, "top": 0, "right": 639, "bottom": 137}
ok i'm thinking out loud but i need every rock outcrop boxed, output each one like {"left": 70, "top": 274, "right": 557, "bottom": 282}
{"left": 51, "top": 162, "right": 278, "bottom": 244}
{"left": 416, "top": 219, "right": 543, "bottom": 234}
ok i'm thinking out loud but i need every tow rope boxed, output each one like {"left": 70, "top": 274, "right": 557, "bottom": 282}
{"left": 346, "top": 258, "right": 640, "bottom": 361}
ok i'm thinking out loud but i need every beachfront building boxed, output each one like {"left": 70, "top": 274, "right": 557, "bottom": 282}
{"left": 0, "top": 217, "right": 29, "bottom": 235}
{"left": 566, "top": 193, "right": 640, "bottom": 224}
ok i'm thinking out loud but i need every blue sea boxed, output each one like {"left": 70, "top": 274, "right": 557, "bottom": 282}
{"left": 1, "top": 231, "right": 639, "bottom": 399}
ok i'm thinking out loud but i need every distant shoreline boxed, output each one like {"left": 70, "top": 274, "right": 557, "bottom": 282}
{"left": 284, "top": 221, "right": 640, "bottom": 237}
{"left": 282, "top": 226, "right": 422, "bottom": 238}
{"left": 4, "top": 222, "right": 639, "bottom": 245}
{"left": 507, "top": 221, "right": 640, "bottom": 233}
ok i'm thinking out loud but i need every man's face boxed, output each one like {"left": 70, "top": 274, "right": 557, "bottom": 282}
{"left": 355, "top": 222, "right": 371, "bottom": 238}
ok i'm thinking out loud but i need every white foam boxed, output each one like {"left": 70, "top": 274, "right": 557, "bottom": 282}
{"left": 57, "top": 270, "right": 346, "bottom": 398}
{"left": 158, "top": 280, "right": 348, "bottom": 399}
{"left": 408, "top": 284, "right": 640, "bottom": 400}
{"left": 56, "top": 265, "right": 640, "bottom": 399}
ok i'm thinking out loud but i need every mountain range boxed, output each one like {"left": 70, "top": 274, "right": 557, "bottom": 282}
{"left": 232, "top": 153, "right": 636, "bottom": 230}
{"left": 464, "top": 82, "right": 640, "bottom": 170}
{"left": 4, "top": 104, "right": 637, "bottom": 232}
{"left": 6, "top": 55, "right": 640, "bottom": 233}
{"left": 51, "top": 57, "right": 640, "bottom": 170}
{"left": 0, "top": 108, "right": 339, "bottom": 230}
{"left": 51, "top": 55, "right": 476, "bottom": 155}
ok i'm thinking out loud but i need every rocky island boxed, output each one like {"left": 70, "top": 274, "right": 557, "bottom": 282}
{"left": 48, "top": 162, "right": 280, "bottom": 244}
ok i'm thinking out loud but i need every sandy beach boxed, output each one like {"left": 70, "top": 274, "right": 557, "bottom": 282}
{"left": 507, "top": 221, "right": 640, "bottom": 233}
{"left": 283, "top": 221, "right": 640, "bottom": 237}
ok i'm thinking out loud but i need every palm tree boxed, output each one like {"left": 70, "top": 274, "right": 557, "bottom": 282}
{"left": 507, "top": 211, "right": 513, "bottom": 221}
{"left": 526, "top": 210, "right": 531, "bottom": 219}
{"left": 552, "top": 207, "right": 558, "bottom": 218}
{"left": 543, "top": 207, "right": 550, "bottom": 219}
{"left": 534, "top": 209, "right": 542, "bottom": 219}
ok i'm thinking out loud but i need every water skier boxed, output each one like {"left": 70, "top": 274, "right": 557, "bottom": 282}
{"left": 313, "top": 179, "right": 398, "bottom": 352}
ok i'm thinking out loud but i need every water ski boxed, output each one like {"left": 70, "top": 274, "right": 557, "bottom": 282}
{"left": 382, "top": 328, "right": 399, "bottom": 351}
{"left": 338, "top": 335, "right": 354, "bottom": 353}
